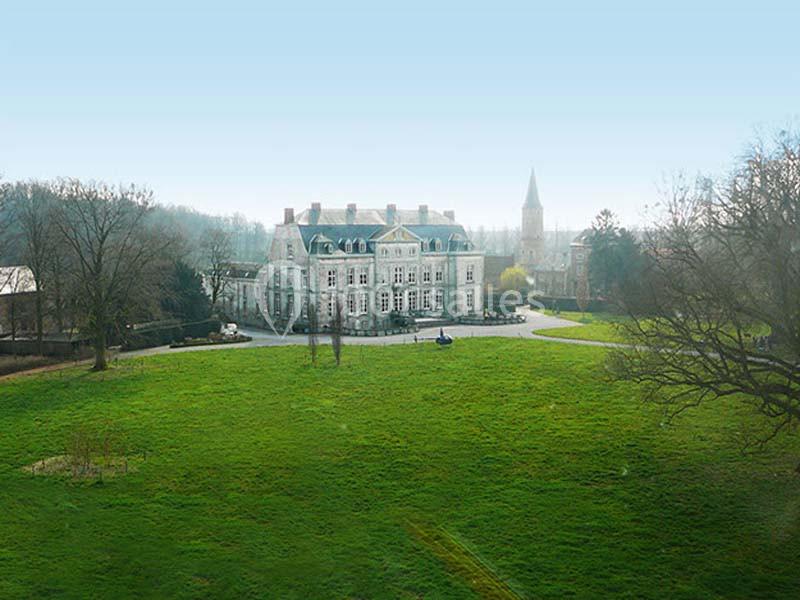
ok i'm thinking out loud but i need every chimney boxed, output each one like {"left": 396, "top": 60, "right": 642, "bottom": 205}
{"left": 310, "top": 202, "right": 321, "bottom": 225}
{"left": 284, "top": 208, "right": 295, "bottom": 224}
{"left": 418, "top": 204, "right": 429, "bottom": 224}
{"left": 346, "top": 203, "right": 357, "bottom": 224}
{"left": 386, "top": 203, "right": 397, "bottom": 225}
{"left": 444, "top": 210, "right": 455, "bottom": 222}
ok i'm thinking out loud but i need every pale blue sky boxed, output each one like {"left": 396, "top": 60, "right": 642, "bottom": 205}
{"left": 1, "top": 1, "right": 798, "bottom": 230}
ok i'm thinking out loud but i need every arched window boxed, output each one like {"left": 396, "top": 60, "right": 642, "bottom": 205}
{"left": 381, "top": 247, "right": 389, "bottom": 257}
{"left": 434, "top": 239, "right": 442, "bottom": 252}
{"left": 345, "top": 239, "right": 353, "bottom": 253}
{"left": 358, "top": 239, "right": 366, "bottom": 253}
{"left": 422, "top": 240, "right": 428, "bottom": 252}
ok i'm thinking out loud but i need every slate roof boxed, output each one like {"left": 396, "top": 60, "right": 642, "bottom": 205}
{"left": 292, "top": 209, "right": 472, "bottom": 254}
{"left": 524, "top": 167, "right": 542, "bottom": 209}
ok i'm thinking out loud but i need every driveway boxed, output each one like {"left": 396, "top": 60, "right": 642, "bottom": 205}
{"left": 123, "top": 308, "right": 583, "bottom": 359}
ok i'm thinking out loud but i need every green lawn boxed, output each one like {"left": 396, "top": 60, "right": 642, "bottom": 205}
{"left": 1, "top": 340, "right": 799, "bottom": 598}
{"left": 536, "top": 311, "right": 628, "bottom": 343}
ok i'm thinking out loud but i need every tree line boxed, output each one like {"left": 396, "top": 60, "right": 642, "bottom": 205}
{"left": 0, "top": 178, "right": 252, "bottom": 370}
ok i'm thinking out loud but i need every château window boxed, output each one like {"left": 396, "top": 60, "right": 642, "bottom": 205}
{"left": 347, "top": 293, "right": 356, "bottom": 315}
{"left": 381, "top": 247, "right": 389, "bottom": 257}
{"left": 407, "top": 267, "right": 416, "bottom": 284}
{"left": 359, "top": 268, "right": 368, "bottom": 285}
{"left": 466, "top": 290, "right": 474, "bottom": 310}
{"left": 359, "top": 292, "right": 368, "bottom": 314}
{"left": 435, "top": 266, "right": 443, "bottom": 282}
{"left": 358, "top": 240, "right": 366, "bottom": 253}
{"left": 328, "top": 296, "right": 337, "bottom": 317}
{"left": 422, "top": 266, "right": 431, "bottom": 283}
{"left": 393, "top": 290, "right": 403, "bottom": 312}
{"left": 347, "top": 268, "right": 355, "bottom": 286}
{"left": 394, "top": 246, "right": 402, "bottom": 257}
{"left": 327, "top": 269, "right": 337, "bottom": 288}
{"left": 345, "top": 240, "right": 353, "bottom": 253}
{"left": 287, "top": 242, "right": 294, "bottom": 259}
{"left": 380, "top": 291, "right": 390, "bottom": 312}
{"left": 393, "top": 266, "right": 404, "bottom": 285}
{"left": 435, "top": 289, "right": 444, "bottom": 309}
{"left": 422, "top": 240, "right": 429, "bottom": 252}
{"left": 409, "top": 246, "right": 417, "bottom": 256}
{"left": 408, "top": 290, "right": 418, "bottom": 311}
{"left": 422, "top": 289, "right": 431, "bottom": 310}
{"left": 466, "top": 264, "right": 474, "bottom": 283}
{"left": 434, "top": 239, "right": 442, "bottom": 252}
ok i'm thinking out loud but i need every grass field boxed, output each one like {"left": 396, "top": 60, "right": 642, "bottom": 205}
{"left": 2, "top": 340, "right": 799, "bottom": 598}
{"left": 536, "top": 311, "right": 628, "bottom": 343}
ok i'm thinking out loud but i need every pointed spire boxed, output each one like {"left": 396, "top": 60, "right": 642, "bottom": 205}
{"left": 524, "top": 167, "right": 542, "bottom": 209}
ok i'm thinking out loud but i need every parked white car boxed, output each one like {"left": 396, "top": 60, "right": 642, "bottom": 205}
{"left": 221, "top": 323, "right": 238, "bottom": 338}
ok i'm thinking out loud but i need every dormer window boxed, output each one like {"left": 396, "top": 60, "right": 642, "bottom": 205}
{"left": 422, "top": 240, "right": 428, "bottom": 252}
{"left": 345, "top": 239, "right": 353, "bottom": 253}
{"left": 434, "top": 239, "right": 442, "bottom": 252}
{"left": 358, "top": 240, "right": 366, "bottom": 253}
{"left": 326, "top": 243, "right": 333, "bottom": 254}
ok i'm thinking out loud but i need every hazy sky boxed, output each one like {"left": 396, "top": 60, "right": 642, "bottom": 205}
{"left": 2, "top": 1, "right": 798, "bottom": 230}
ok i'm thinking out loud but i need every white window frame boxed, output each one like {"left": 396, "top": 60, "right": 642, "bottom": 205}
{"left": 359, "top": 292, "right": 368, "bottom": 314}
{"left": 347, "top": 292, "right": 356, "bottom": 315}
{"left": 422, "top": 265, "right": 431, "bottom": 283}
{"left": 345, "top": 240, "right": 353, "bottom": 253}
{"left": 408, "top": 289, "right": 418, "bottom": 311}
{"left": 380, "top": 291, "right": 390, "bottom": 312}
{"left": 347, "top": 267, "right": 355, "bottom": 286}
{"left": 466, "top": 290, "right": 474, "bottom": 310}
{"left": 435, "top": 289, "right": 444, "bottom": 309}
{"left": 422, "top": 289, "right": 431, "bottom": 310}
{"left": 327, "top": 269, "right": 337, "bottom": 288}
{"left": 393, "top": 266, "right": 404, "bottom": 285}
{"left": 359, "top": 268, "right": 368, "bottom": 285}
{"left": 358, "top": 240, "right": 366, "bottom": 253}
{"left": 435, "top": 266, "right": 443, "bottom": 282}
{"left": 393, "top": 290, "right": 403, "bottom": 312}
{"left": 466, "top": 264, "right": 474, "bottom": 283}
{"left": 407, "top": 267, "right": 416, "bottom": 284}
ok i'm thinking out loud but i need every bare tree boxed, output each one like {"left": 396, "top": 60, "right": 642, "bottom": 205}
{"left": 54, "top": 179, "right": 173, "bottom": 370}
{"left": 201, "top": 227, "right": 232, "bottom": 308}
{"left": 331, "top": 296, "right": 344, "bottom": 366}
{"left": 10, "top": 181, "right": 58, "bottom": 354}
{"left": 610, "top": 134, "right": 800, "bottom": 456}
{"left": 307, "top": 301, "right": 319, "bottom": 366}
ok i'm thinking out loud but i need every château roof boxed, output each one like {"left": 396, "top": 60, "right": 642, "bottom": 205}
{"left": 295, "top": 207, "right": 454, "bottom": 225}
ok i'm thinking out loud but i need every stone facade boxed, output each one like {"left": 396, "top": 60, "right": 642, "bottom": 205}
{"left": 518, "top": 168, "right": 545, "bottom": 271}
{"left": 266, "top": 204, "right": 484, "bottom": 331}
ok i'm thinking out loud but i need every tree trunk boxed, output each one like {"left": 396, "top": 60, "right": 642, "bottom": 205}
{"left": 93, "top": 329, "right": 108, "bottom": 371}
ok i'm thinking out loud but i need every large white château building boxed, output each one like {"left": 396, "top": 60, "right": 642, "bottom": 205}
{"left": 265, "top": 203, "right": 484, "bottom": 331}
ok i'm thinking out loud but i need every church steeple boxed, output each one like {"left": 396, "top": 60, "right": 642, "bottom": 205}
{"left": 520, "top": 167, "right": 545, "bottom": 272}
{"left": 524, "top": 167, "right": 542, "bottom": 209}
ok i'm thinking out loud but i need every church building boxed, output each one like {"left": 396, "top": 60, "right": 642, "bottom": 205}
{"left": 518, "top": 168, "right": 545, "bottom": 271}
